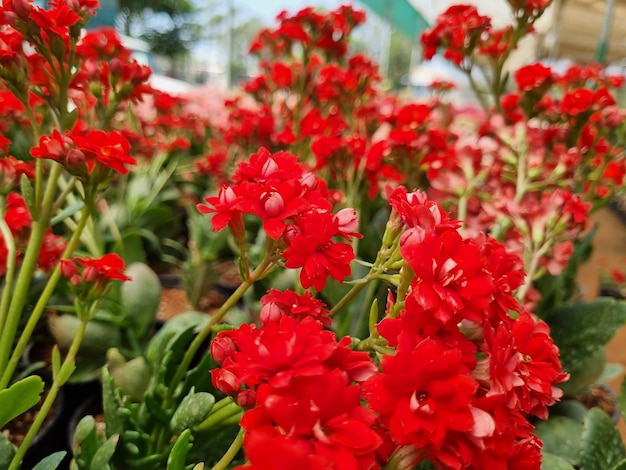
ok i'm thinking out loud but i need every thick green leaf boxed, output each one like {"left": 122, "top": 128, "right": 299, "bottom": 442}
{"left": 72, "top": 415, "right": 100, "bottom": 469}
{"left": 145, "top": 312, "right": 208, "bottom": 366}
{"left": 0, "top": 376, "right": 45, "bottom": 428}
{"left": 545, "top": 298, "right": 626, "bottom": 372}
{"left": 550, "top": 399, "right": 589, "bottom": 422}
{"left": 579, "top": 408, "right": 626, "bottom": 470}
{"left": 102, "top": 367, "right": 131, "bottom": 438}
{"left": 0, "top": 433, "right": 16, "bottom": 470}
{"left": 32, "top": 451, "right": 67, "bottom": 470}
{"left": 558, "top": 347, "right": 607, "bottom": 396}
{"left": 166, "top": 429, "right": 192, "bottom": 470}
{"left": 89, "top": 434, "right": 118, "bottom": 470}
{"left": 541, "top": 452, "right": 576, "bottom": 470}
{"left": 170, "top": 390, "right": 215, "bottom": 434}
{"left": 611, "top": 460, "right": 626, "bottom": 470}
{"left": 534, "top": 416, "right": 583, "bottom": 465}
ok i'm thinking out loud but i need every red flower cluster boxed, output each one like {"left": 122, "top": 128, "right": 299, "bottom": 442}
{"left": 209, "top": 184, "right": 569, "bottom": 468}
{"left": 197, "top": 148, "right": 359, "bottom": 291}
{"left": 31, "top": 128, "right": 136, "bottom": 181}
{"left": 60, "top": 252, "right": 130, "bottom": 303}
{"left": 421, "top": 5, "right": 491, "bottom": 65}
{"left": 362, "top": 188, "right": 567, "bottom": 469}
{"left": 0, "top": 193, "right": 65, "bottom": 276}
{"left": 212, "top": 313, "right": 381, "bottom": 469}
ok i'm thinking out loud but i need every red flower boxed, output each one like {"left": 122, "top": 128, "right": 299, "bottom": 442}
{"left": 401, "top": 229, "right": 493, "bottom": 329}
{"left": 515, "top": 63, "right": 553, "bottom": 92}
{"left": 239, "top": 371, "right": 383, "bottom": 469}
{"left": 282, "top": 210, "right": 356, "bottom": 291}
{"left": 260, "top": 289, "right": 331, "bottom": 325}
{"left": 560, "top": 88, "right": 594, "bottom": 116}
{"left": 0, "top": 155, "right": 35, "bottom": 194}
{"left": 72, "top": 129, "right": 136, "bottom": 175}
{"left": 363, "top": 337, "right": 477, "bottom": 450}
{"left": 510, "top": 312, "right": 568, "bottom": 418}
{"left": 251, "top": 180, "right": 310, "bottom": 240}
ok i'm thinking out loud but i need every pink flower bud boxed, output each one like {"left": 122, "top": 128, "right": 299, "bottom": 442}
{"left": 262, "top": 191, "right": 284, "bottom": 218}
{"left": 211, "top": 369, "right": 239, "bottom": 396}
{"left": 260, "top": 302, "right": 283, "bottom": 323}
{"left": 261, "top": 157, "right": 279, "bottom": 177}
{"left": 210, "top": 335, "right": 236, "bottom": 365}
{"left": 60, "top": 259, "right": 77, "bottom": 279}
{"left": 335, "top": 207, "right": 359, "bottom": 234}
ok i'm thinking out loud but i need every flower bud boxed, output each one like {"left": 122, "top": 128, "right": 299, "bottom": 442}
{"left": 211, "top": 369, "right": 239, "bottom": 396}
{"left": 262, "top": 191, "right": 284, "bottom": 218}
{"left": 236, "top": 389, "right": 256, "bottom": 408}
{"left": 210, "top": 335, "right": 236, "bottom": 365}
{"left": 260, "top": 302, "right": 283, "bottom": 323}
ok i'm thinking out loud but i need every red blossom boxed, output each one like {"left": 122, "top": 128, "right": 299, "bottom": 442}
{"left": 260, "top": 289, "right": 331, "bottom": 325}
{"left": 282, "top": 210, "right": 356, "bottom": 291}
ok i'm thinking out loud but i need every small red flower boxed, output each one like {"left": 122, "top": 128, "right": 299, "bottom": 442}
{"left": 260, "top": 289, "right": 331, "bottom": 325}
{"left": 282, "top": 210, "right": 356, "bottom": 291}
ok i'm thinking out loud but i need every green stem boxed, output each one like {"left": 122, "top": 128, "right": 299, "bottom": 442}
{"left": 330, "top": 279, "right": 370, "bottom": 319}
{"left": 194, "top": 401, "right": 242, "bottom": 432}
{"left": 0, "top": 195, "right": 93, "bottom": 389}
{"left": 0, "top": 164, "right": 63, "bottom": 380}
{"left": 167, "top": 254, "right": 276, "bottom": 397}
{"left": 8, "top": 318, "right": 88, "bottom": 470}
{"left": 0, "top": 198, "right": 17, "bottom": 336}
{"left": 210, "top": 427, "right": 245, "bottom": 470}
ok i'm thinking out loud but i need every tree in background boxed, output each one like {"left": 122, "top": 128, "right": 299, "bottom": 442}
{"left": 118, "top": 0, "right": 203, "bottom": 75}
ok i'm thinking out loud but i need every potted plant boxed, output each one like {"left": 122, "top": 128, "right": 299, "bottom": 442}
{"left": 2, "top": 1, "right": 626, "bottom": 469}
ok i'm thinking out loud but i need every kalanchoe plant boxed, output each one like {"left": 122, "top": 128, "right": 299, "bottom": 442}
{"left": 1, "top": 1, "right": 626, "bottom": 470}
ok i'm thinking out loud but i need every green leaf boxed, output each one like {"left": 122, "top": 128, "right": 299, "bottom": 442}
{"left": 550, "top": 399, "right": 589, "bottom": 422}
{"left": 20, "top": 173, "right": 35, "bottom": 211}
{"left": 52, "top": 345, "right": 62, "bottom": 379}
{"left": 534, "top": 416, "right": 583, "bottom": 465}
{"left": 32, "top": 451, "right": 67, "bottom": 470}
{"left": 0, "top": 433, "right": 17, "bottom": 470}
{"left": 89, "top": 434, "right": 119, "bottom": 470}
{"left": 170, "top": 390, "right": 215, "bottom": 434}
{"left": 51, "top": 200, "right": 85, "bottom": 226}
{"left": 0, "top": 376, "right": 45, "bottom": 428}
{"left": 541, "top": 452, "right": 576, "bottom": 470}
{"left": 166, "top": 429, "right": 192, "bottom": 470}
{"left": 559, "top": 347, "right": 607, "bottom": 396}
{"left": 72, "top": 415, "right": 101, "bottom": 469}
{"left": 545, "top": 298, "right": 626, "bottom": 373}
{"left": 102, "top": 367, "right": 131, "bottom": 438}
{"left": 579, "top": 408, "right": 626, "bottom": 470}
{"left": 611, "top": 460, "right": 626, "bottom": 470}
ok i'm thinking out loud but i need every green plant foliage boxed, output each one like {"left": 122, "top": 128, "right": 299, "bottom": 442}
{"left": 579, "top": 408, "right": 626, "bottom": 470}
{"left": 31, "top": 451, "right": 67, "bottom": 470}
{"left": 534, "top": 416, "right": 583, "bottom": 466}
{"left": 544, "top": 298, "right": 626, "bottom": 373}
{"left": 0, "top": 376, "right": 44, "bottom": 428}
